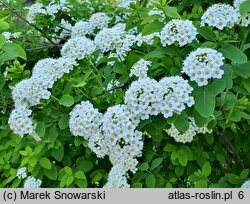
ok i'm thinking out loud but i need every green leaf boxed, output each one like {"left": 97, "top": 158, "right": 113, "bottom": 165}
{"left": 58, "top": 114, "right": 69, "bottom": 130}
{"left": 202, "top": 162, "right": 211, "bottom": 177}
{"left": 243, "top": 78, "right": 250, "bottom": 92}
{"left": 0, "top": 34, "right": 6, "bottom": 48}
{"left": 65, "top": 166, "right": 73, "bottom": 175}
{"left": 0, "top": 21, "right": 10, "bottom": 31}
{"left": 39, "top": 157, "right": 52, "bottom": 169}
{"left": 0, "top": 74, "right": 5, "bottom": 89}
{"left": 145, "top": 174, "right": 155, "bottom": 188}
{"left": 240, "top": 169, "right": 249, "bottom": 179}
{"left": 0, "top": 42, "right": 26, "bottom": 61}
{"left": 60, "top": 174, "right": 68, "bottom": 187}
{"left": 74, "top": 171, "right": 86, "bottom": 179}
{"left": 239, "top": 0, "right": 250, "bottom": 15}
{"left": 178, "top": 149, "right": 188, "bottom": 166}
{"left": 35, "top": 122, "right": 46, "bottom": 137}
{"left": 78, "top": 160, "right": 93, "bottom": 172}
{"left": 132, "top": 182, "right": 143, "bottom": 188}
{"left": 219, "top": 44, "right": 247, "bottom": 64}
{"left": 175, "top": 165, "right": 184, "bottom": 177}
{"left": 164, "top": 143, "right": 177, "bottom": 152}
{"left": 195, "top": 180, "right": 208, "bottom": 187}
{"left": 195, "top": 87, "right": 215, "bottom": 117}
{"left": 51, "top": 146, "right": 64, "bottom": 162}
{"left": 48, "top": 125, "right": 58, "bottom": 142}
{"left": 138, "top": 163, "right": 149, "bottom": 171}
{"left": 174, "top": 112, "right": 189, "bottom": 132}
{"left": 150, "top": 158, "right": 163, "bottom": 170}
{"left": 209, "top": 80, "right": 226, "bottom": 96}
{"left": 164, "top": 5, "right": 181, "bottom": 18}
{"left": 59, "top": 94, "right": 74, "bottom": 107}
{"left": 232, "top": 62, "right": 250, "bottom": 79}
{"left": 29, "top": 157, "right": 37, "bottom": 167}
{"left": 44, "top": 165, "right": 57, "bottom": 180}
{"left": 141, "top": 21, "right": 164, "bottom": 36}
{"left": 197, "top": 26, "right": 216, "bottom": 41}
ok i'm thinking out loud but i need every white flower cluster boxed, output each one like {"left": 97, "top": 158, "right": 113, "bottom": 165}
{"left": 100, "top": 105, "right": 142, "bottom": 171}
{"left": 17, "top": 167, "right": 27, "bottom": 179}
{"left": 182, "top": 48, "right": 224, "bottom": 86}
{"left": 71, "top": 21, "right": 93, "bottom": 38}
{"left": 61, "top": 37, "right": 96, "bottom": 60}
{"left": 201, "top": 4, "right": 239, "bottom": 30}
{"left": 160, "top": 19, "right": 198, "bottom": 47}
{"left": 104, "top": 163, "right": 130, "bottom": 188}
{"left": 69, "top": 101, "right": 102, "bottom": 140}
{"left": 24, "top": 176, "right": 42, "bottom": 188}
{"left": 88, "top": 12, "right": 111, "bottom": 30}
{"left": 8, "top": 105, "right": 34, "bottom": 137}
{"left": 2, "top": 31, "right": 22, "bottom": 42}
{"left": 9, "top": 58, "right": 77, "bottom": 137}
{"left": 12, "top": 58, "right": 77, "bottom": 107}
{"left": 95, "top": 24, "right": 137, "bottom": 60}
{"left": 130, "top": 59, "right": 151, "bottom": 78}
{"left": 165, "top": 117, "right": 212, "bottom": 143}
{"left": 124, "top": 76, "right": 194, "bottom": 120}
{"left": 55, "top": 19, "right": 72, "bottom": 39}
{"left": 107, "top": 79, "right": 120, "bottom": 91}
{"left": 148, "top": 9, "right": 165, "bottom": 22}
{"left": 26, "top": 1, "right": 70, "bottom": 23}
{"left": 234, "top": 0, "right": 250, "bottom": 27}
{"left": 241, "top": 180, "right": 250, "bottom": 188}
{"left": 26, "top": 3, "right": 46, "bottom": 23}
{"left": 136, "top": 32, "right": 159, "bottom": 46}
{"left": 69, "top": 102, "right": 144, "bottom": 187}
{"left": 158, "top": 76, "right": 194, "bottom": 118}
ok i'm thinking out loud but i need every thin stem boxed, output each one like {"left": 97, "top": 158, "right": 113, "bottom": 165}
{"left": 0, "top": 0, "right": 57, "bottom": 46}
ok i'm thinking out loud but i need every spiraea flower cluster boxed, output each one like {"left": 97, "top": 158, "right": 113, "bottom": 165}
{"left": 26, "top": 3, "right": 46, "bottom": 23}
{"left": 71, "top": 20, "right": 93, "bottom": 38}
{"left": 160, "top": 19, "right": 198, "bottom": 47}
{"left": 158, "top": 76, "right": 194, "bottom": 118}
{"left": 234, "top": 0, "right": 250, "bottom": 27}
{"left": 61, "top": 37, "right": 96, "bottom": 60}
{"left": 88, "top": 12, "right": 111, "bottom": 30}
{"left": 125, "top": 76, "right": 194, "bottom": 120}
{"left": 104, "top": 163, "right": 130, "bottom": 188}
{"left": 69, "top": 101, "right": 102, "bottom": 140}
{"left": 165, "top": 117, "right": 212, "bottom": 143}
{"left": 124, "top": 78, "right": 162, "bottom": 120}
{"left": 17, "top": 167, "right": 27, "bottom": 179}
{"left": 182, "top": 48, "right": 224, "bottom": 86}
{"left": 24, "top": 176, "right": 42, "bottom": 188}
{"left": 201, "top": 4, "right": 239, "bottom": 30}
{"left": 129, "top": 59, "right": 151, "bottom": 78}
{"left": 8, "top": 105, "right": 34, "bottom": 137}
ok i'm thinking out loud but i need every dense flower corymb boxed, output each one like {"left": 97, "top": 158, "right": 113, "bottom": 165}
{"left": 24, "top": 176, "right": 42, "bottom": 188}
{"left": 182, "top": 48, "right": 224, "bottom": 86}
{"left": 234, "top": 0, "right": 250, "bottom": 27}
{"left": 160, "top": 19, "right": 198, "bottom": 47}
{"left": 201, "top": 4, "right": 239, "bottom": 30}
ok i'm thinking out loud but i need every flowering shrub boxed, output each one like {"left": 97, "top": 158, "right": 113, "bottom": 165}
{"left": 0, "top": 0, "right": 250, "bottom": 188}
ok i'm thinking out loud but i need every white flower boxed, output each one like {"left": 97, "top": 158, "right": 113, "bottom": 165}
{"left": 61, "top": 37, "right": 96, "bottom": 60}
{"left": 2, "top": 32, "right": 12, "bottom": 42}
{"left": 69, "top": 101, "right": 103, "bottom": 140}
{"left": 182, "top": 48, "right": 224, "bottom": 86}
{"left": 8, "top": 105, "right": 35, "bottom": 137}
{"left": 26, "top": 3, "right": 46, "bottom": 23}
{"left": 71, "top": 21, "right": 93, "bottom": 38}
{"left": 130, "top": 59, "right": 151, "bottom": 78}
{"left": 164, "top": 117, "right": 212, "bottom": 143}
{"left": 160, "top": 19, "right": 197, "bottom": 47}
{"left": 88, "top": 12, "right": 111, "bottom": 30}
{"left": 104, "top": 163, "right": 130, "bottom": 188}
{"left": 234, "top": 0, "right": 250, "bottom": 27}
{"left": 24, "top": 176, "right": 42, "bottom": 188}
{"left": 17, "top": 167, "right": 27, "bottom": 179}
{"left": 136, "top": 32, "right": 159, "bottom": 46}
{"left": 201, "top": 4, "right": 239, "bottom": 30}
